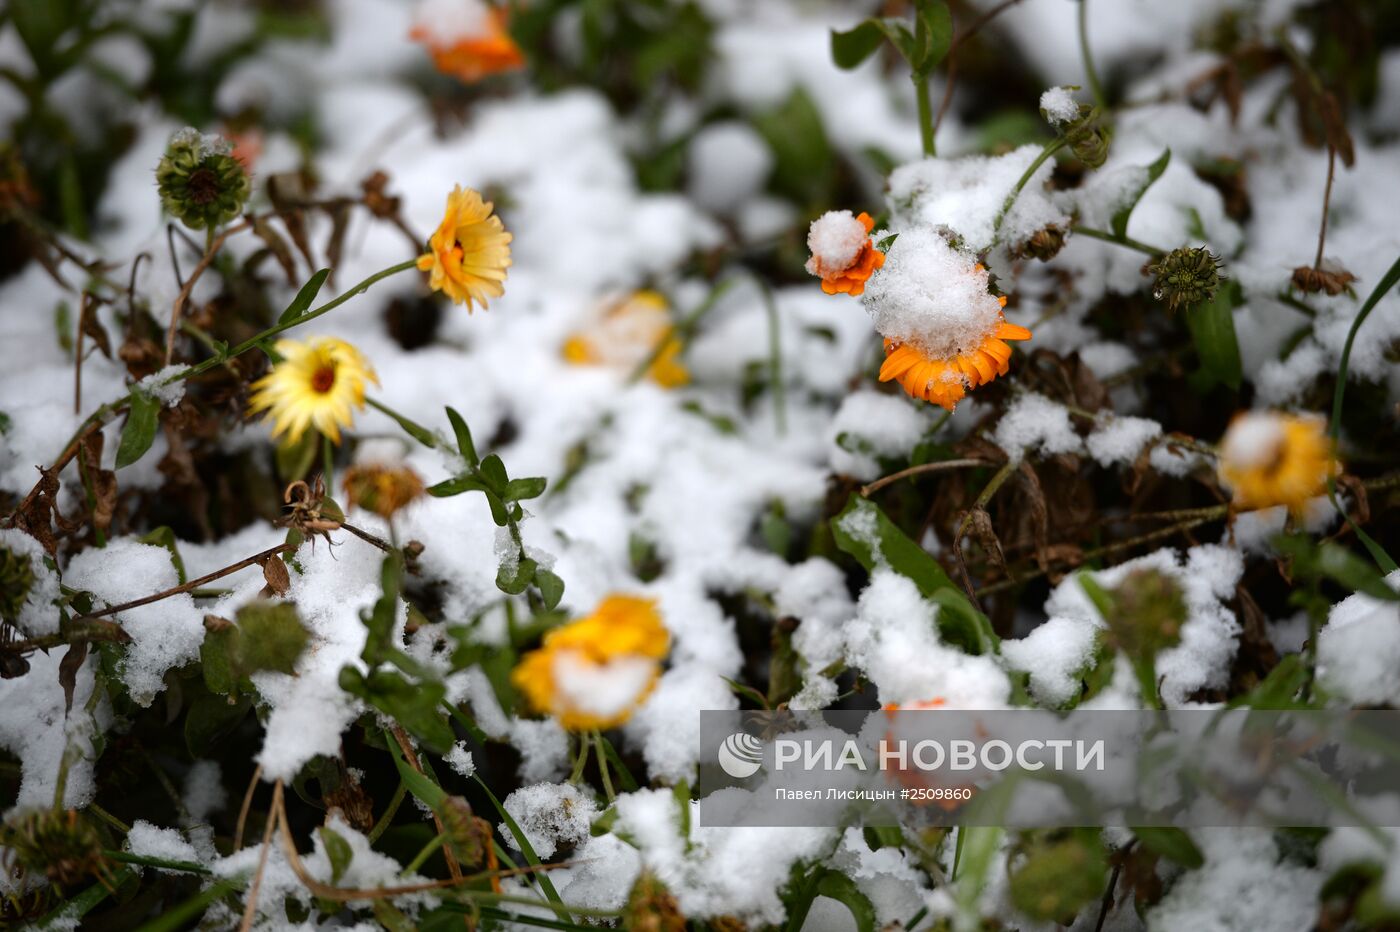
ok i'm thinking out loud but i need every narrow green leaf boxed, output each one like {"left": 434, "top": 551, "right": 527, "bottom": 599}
{"left": 385, "top": 728, "right": 447, "bottom": 808}
{"left": 472, "top": 774, "right": 568, "bottom": 912}
{"left": 278, "top": 268, "right": 330, "bottom": 324}
{"left": 912, "top": 0, "right": 953, "bottom": 75}
{"left": 815, "top": 870, "right": 878, "bottom": 932}
{"left": 535, "top": 567, "right": 565, "bottom": 610}
{"left": 480, "top": 454, "right": 509, "bottom": 490}
{"left": 1185, "top": 280, "right": 1243, "bottom": 392}
{"left": 427, "top": 475, "right": 488, "bottom": 498}
{"left": 1111, "top": 149, "right": 1171, "bottom": 239}
{"left": 115, "top": 392, "right": 160, "bottom": 469}
{"left": 504, "top": 476, "right": 547, "bottom": 501}
{"left": 484, "top": 490, "right": 509, "bottom": 526}
{"left": 830, "top": 19, "right": 889, "bottom": 69}
{"left": 318, "top": 826, "right": 355, "bottom": 884}
{"left": 444, "top": 406, "right": 479, "bottom": 467}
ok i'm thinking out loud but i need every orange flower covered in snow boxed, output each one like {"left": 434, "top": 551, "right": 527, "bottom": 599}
{"left": 410, "top": 0, "right": 524, "bottom": 83}
{"left": 418, "top": 185, "right": 513, "bottom": 311}
{"left": 805, "top": 210, "right": 886, "bottom": 296}
{"left": 861, "top": 228, "right": 1031, "bottom": 411}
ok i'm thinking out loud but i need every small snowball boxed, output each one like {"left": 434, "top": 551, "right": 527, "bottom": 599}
{"left": 1086, "top": 415, "right": 1162, "bottom": 467}
{"left": 992, "top": 393, "right": 1083, "bottom": 464}
{"left": 136, "top": 365, "right": 190, "bottom": 407}
{"left": 805, "top": 210, "right": 869, "bottom": 274}
{"left": 182, "top": 760, "right": 227, "bottom": 824}
{"left": 828, "top": 389, "right": 929, "bottom": 481}
{"left": 501, "top": 782, "right": 598, "bottom": 859}
{"left": 126, "top": 820, "right": 201, "bottom": 872}
{"left": 1316, "top": 572, "right": 1400, "bottom": 705}
{"left": 1039, "top": 85, "right": 1081, "bottom": 125}
{"left": 445, "top": 741, "right": 476, "bottom": 778}
{"left": 860, "top": 226, "right": 1005, "bottom": 359}
{"left": 688, "top": 121, "right": 774, "bottom": 213}
{"left": 1001, "top": 616, "right": 1099, "bottom": 707}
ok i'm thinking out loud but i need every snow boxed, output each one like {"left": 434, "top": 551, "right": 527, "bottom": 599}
{"left": 501, "top": 782, "right": 598, "bottom": 859}
{"left": 993, "top": 393, "right": 1083, "bottom": 464}
{"left": 125, "top": 820, "right": 200, "bottom": 872}
{"left": 1147, "top": 830, "right": 1321, "bottom": 932}
{"left": 136, "top": 365, "right": 190, "bottom": 407}
{"left": 0, "top": 527, "right": 61, "bottom": 636}
{"left": 1316, "top": 572, "right": 1400, "bottom": 706}
{"left": 1086, "top": 415, "right": 1163, "bottom": 467}
{"left": 444, "top": 741, "right": 476, "bottom": 778}
{"left": 805, "top": 210, "right": 870, "bottom": 273}
{"left": 828, "top": 389, "right": 930, "bottom": 480}
{"left": 688, "top": 121, "right": 774, "bottom": 214}
{"left": 861, "top": 227, "right": 1007, "bottom": 359}
{"left": 1219, "top": 412, "right": 1287, "bottom": 469}
{"left": 1039, "top": 86, "right": 1081, "bottom": 125}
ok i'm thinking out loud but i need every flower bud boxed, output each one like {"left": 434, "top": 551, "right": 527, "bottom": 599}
{"left": 1099, "top": 568, "right": 1186, "bottom": 661}
{"left": 2, "top": 809, "right": 109, "bottom": 890}
{"left": 1069, "top": 123, "right": 1112, "bottom": 169}
{"left": 155, "top": 127, "right": 251, "bottom": 231}
{"left": 437, "top": 796, "right": 489, "bottom": 869}
{"left": 1008, "top": 831, "right": 1109, "bottom": 923}
{"left": 1012, "top": 224, "right": 1068, "bottom": 262}
{"left": 1148, "top": 246, "right": 1223, "bottom": 313}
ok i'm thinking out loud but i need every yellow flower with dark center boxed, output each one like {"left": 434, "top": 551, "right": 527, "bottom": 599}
{"left": 247, "top": 337, "right": 378, "bottom": 445}
{"left": 417, "top": 186, "right": 512, "bottom": 311}
{"left": 562, "top": 291, "right": 689, "bottom": 388}
{"left": 1217, "top": 411, "right": 1339, "bottom": 516}
{"left": 512, "top": 594, "right": 670, "bottom": 731}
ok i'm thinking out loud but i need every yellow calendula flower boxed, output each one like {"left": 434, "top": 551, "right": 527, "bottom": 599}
{"left": 417, "top": 186, "right": 512, "bottom": 311}
{"left": 247, "top": 337, "right": 378, "bottom": 445}
{"left": 562, "top": 291, "right": 689, "bottom": 388}
{"left": 512, "top": 594, "right": 670, "bottom": 731}
{"left": 1217, "top": 411, "right": 1340, "bottom": 516}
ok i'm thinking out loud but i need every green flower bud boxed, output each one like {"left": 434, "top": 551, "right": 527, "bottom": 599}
{"left": 155, "top": 127, "right": 250, "bottom": 230}
{"left": 1, "top": 809, "right": 110, "bottom": 891}
{"left": 1148, "top": 246, "right": 1224, "bottom": 313}
{"left": 437, "top": 795, "right": 489, "bottom": 869}
{"left": 1008, "top": 831, "right": 1109, "bottom": 923}
{"left": 624, "top": 871, "right": 685, "bottom": 932}
{"left": 1070, "top": 123, "right": 1112, "bottom": 169}
{"left": 1098, "top": 568, "right": 1187, "bottom": 660}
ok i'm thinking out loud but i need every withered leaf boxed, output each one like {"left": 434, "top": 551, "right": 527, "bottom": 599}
{"left": 261, "top": 554, "right": 291, "bottom": 595}
{"left": 58, "top": 640, "right": 89, "bottom": 714}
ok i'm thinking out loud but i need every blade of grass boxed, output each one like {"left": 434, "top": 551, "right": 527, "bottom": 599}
{"left": 472, "top": 773, "right": 569, "bottom": 916}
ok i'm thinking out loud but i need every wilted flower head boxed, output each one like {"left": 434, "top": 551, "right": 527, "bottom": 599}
{"left": 1291, "top": 259, "right": 1357, "bottom": 297}
{"left": 409, "top": 0, "right": 525, "bottom": 82}
{"left": 805, "top": 210, "right": 886, "bottom": 296}
{"left": 1, "top": 809, "right": 111, "bottom": 892}
{"left": 155, "top": 127, "right": 250, "bottom": 230}
{"left": 247, "top": 337, "right": 379, "bottom": 445}
{"left": 417, "top": 186, "right": 513, "bottom": 311}
{"left": 342, "top": 463, "right": 424, "bottom": 518}
{"left": 1148, "top": 245, "right": 1223, "bottom": 313}
{"left": 1011, "top": 224, "right": 1068, "bottom": 262}
{"left": 562, "top": 291, "right": 688, "bottom": 387}
{"left": 1217, "top": 411, "right": 1339, "bottom": 516}
{"left": 512, "top": 594, "right": 670, "bottom": 731}
{"left": 625, "top": 871, "right": 686, "bottom": 932}
{"left": 861, "top": 227, "right": 1031, "bottom": 410}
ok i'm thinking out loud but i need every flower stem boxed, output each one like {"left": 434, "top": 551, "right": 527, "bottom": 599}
{"left": 321, "top": 433, "right": 335, "bottom": 488}
{"left": 1070, "top": 225, "right": 1166, "bottom": 259}
{"left": 400, "top": 831, "right": 448, "bottom": 876}
{"left": 992, "top": 137, "right": 1067, "bottom": 242}
{"left": 756, "top": 275, "right": 787, "bottom": 435}
{"left": 1077, "top": 0, "right": 1107, "bottom": 108}
{"left": 568, "top": 734, "right": 591, "bottom": 784}
{"left": 592, "top": 731, "right": 615, "bottom": 802}
{"left": 915, "top": 74, "right": 936, "bottom": 157}
{"left": 367, "top": 780, "right": 408, "bottom": 845}
{"left": 628, "top": 275, "right": 741, "bottom": 384}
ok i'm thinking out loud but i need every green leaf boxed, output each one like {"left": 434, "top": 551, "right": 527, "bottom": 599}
{"left": 484, "top": 490, "right": 510, "bottom": 527}
{"left": 1132, "top": 827, "right": 1204, "bottom": 868}
{"left": 815, "top": 870, "right": 877, "bottom": 932}
{"left": 1230, "top": 654, "right": 1309, "bottom": 709}
{"left": 200, "top": 620, "right": 240, "bottom": 696}
{"left": 496, "top": 556, "right": 538, "bottom": 595}
{"left": 278, "top": 268, "right": 330, "bottom": 324}
{"left": 480, "top": 454, "right": 509, "bottom": 490}
{"left": 115, "top": 392, "right": 160, "bottom": 469}
{"left": 912, "top": 0, "right": 953, "bottom": 75}
{"left": 831, "top": 495, "right": 996, "bottom": 654}
{"left": 137, "top": 526, "right": 187, "bottom": 584}
{"left": 1110, "top": 149, "right": 1171, "bottom": 239}
{"left": 504, "top": 477, "right": 547, "bottom": 501}
{"left": 360, "top": 555, "right": 403, "bottom": 663}
{"left": 473, "top": 773, "right": 568, "bottom": 911}
{"left": 318, "top": 826, "right": 355, "bottom": 885}
{"left": 346, "top": 670, "right": 454, "bottom": 752}
{"left": 385, "top": 728, "right": 448, "bottom": 808}
{"left": 753, "top": 88, "right": 835, "bottom": 205}
{"left": 444, "top": 406, "right": 479, "bottom": 467}
{"left": 535, "top": 567, "right": 565, "bottom": 611}
{"left": 426, "top": 475, "right": 489, "bottom": 498}
{"left": 830, "top": 19, "right": 897, "bottom": 69}
{"left": 1185, "top": 280, "right": 1243, "bottom": 392}
{"left": 372, "top": 901, "right": 416, "bottom": 932}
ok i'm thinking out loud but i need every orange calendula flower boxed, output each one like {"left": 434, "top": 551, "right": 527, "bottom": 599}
{"left": 805, "top": 210, "right": 886, "bottom": 296}
{"left": 562, "top": 291, "right": 689, "bottom": 388}
{"left": 409, "top": 1, "right": 524, "bottom": 83}
{"left": 1217, "top": 411, "right": 1339, "bottom": 516}
{"left": 863, "top": 229, "right": 1031, "bottom": 411}
{"left": 511, "top": 594, "right": 670, "bottom": 731}
{"left": 417, "top": 185, "right": 512, "bottom": 311}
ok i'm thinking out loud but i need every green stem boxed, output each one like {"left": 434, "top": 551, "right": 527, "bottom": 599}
{"left": 1077, "top": 0, "right": 1107, "bottom": 107}
{"left": 992, "top": 137, "right": 1068, "bottom": 242}
{"left": 955, "top": 460, "right": 1018, "bottom": 539}
{"left": 915, "top": 74, "right": 936, "bottom": 157}
{"left": 592, "top": 731, "right": 615, "bottom": 803}
{"left": 400, "top": 831, "right": 448, "bottom": 876}
{"left": 568, "top": 733, "right": 592, "bottom": 784}
{"left": 367, "top": 780, "right": 408, "bottom": 844}
{"left": 365, "top": 396, "right": 439, "bottom": 449}
{"left": 1070, "top": 225, "right": 1165, "bottom": 258}
{"left": 321, "top": 433, "right": 335, "bottom": 488}
{"left": 87, "top": 802, "right": 131, "bottom": 833}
